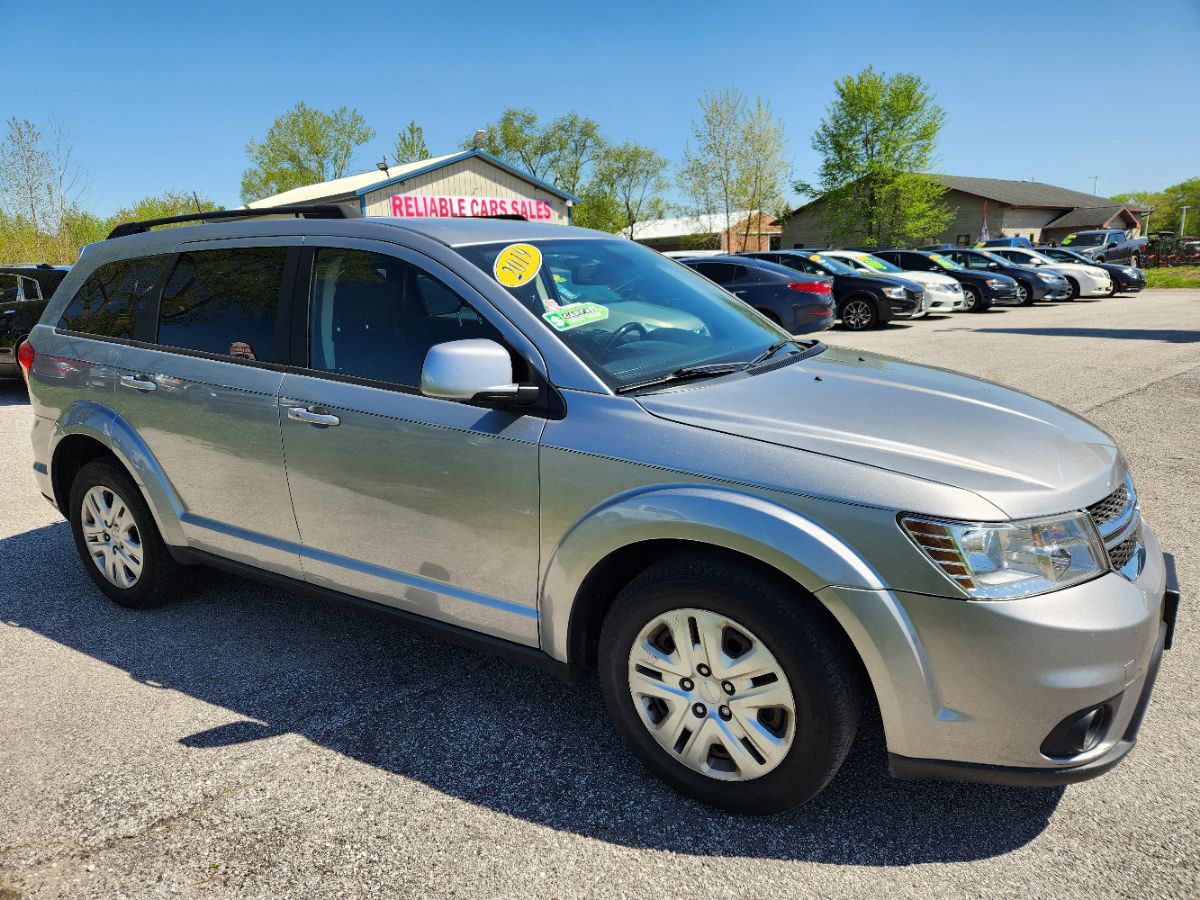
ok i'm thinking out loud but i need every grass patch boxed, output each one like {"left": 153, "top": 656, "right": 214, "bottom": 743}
{"left": 1145, "top": 267, "right": 1200, "bottom": 289}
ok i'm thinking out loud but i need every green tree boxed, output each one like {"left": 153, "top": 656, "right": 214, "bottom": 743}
{"left": 467, "top": 108, "right": 605, "bottom": 196}
{"left": 240, "top": 102, "right": 375, "bottom": 203}
{"left": 393, "top": 120, "right": 430, "bottom": 165}
{"left": 797, "top": 67, "right": 950, "bottom": 246}
{"left": 678, "top": 90, "right": 789, "bottom": 249}
{"left": 1114, "top": 177, "right": 1200, "bottom": 236}
{"left": 576, "top": 142, "right": 670, "bottom": 237}
{"left": 109, "top": 191, "right": 221, "bottom": 229}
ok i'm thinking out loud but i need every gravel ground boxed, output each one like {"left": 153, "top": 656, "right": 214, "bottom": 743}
{"left": 1, "top": 289, "right": 1197, "bottom": 899}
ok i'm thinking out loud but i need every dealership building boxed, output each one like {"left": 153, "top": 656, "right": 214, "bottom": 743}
{"left": 247, "top": 148, "right": 579, "bottom": 224}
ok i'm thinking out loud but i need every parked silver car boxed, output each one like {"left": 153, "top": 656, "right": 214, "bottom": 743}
{"left": 21, "top": 209, "right": 1179, "bottom": 814}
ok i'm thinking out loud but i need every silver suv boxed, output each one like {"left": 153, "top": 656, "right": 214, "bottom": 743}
{"left": 21, "top": 209, "right": 1179, "bottom": 814}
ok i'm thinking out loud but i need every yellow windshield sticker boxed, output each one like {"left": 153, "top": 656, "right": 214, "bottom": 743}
{"left": 543, "top": 302, "right": 609, "bottom": 331}
{"left": 930, "top": 253, "right": 955, "bottom": 269}
{"left": 862, "top": 257, "right": 886, "bottom": 270}
{"left": 494, "top": 243, "right": 542, "bottom": 287}
{"left": 1063, "top": 233, "right": 1077, "bottom": 245}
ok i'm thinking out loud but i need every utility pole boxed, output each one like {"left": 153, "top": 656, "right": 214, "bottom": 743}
{"left": 1181, "top": 205, "right": 1192, "bottom": 238}
{"left": 1089, "top": 175, "right": 1101, "bottom": 195}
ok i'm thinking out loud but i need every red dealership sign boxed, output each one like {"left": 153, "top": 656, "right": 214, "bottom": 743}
{"left": 389, "top": 194, "right": 554, "bottom": 220}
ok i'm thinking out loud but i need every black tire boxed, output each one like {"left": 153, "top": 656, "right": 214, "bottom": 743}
{"left": 1108, "top": 278, "right": 1121, "bottom": 298}
{"left": 69, "top": 457, "right": 182, "bottom": 609}
{"left": 1064, "top": 277, "right": 1080, "bottom": 301}
{"left": 839, "top": 295, "right": 879, "bottom": 330}
{"left": 1016, "top": 281, "right": 1035, "bottom": 305}
{"left": 598, "top": 552, "right": 862, "bottom": 815}
{"left": 961, "top": 285, "right": 990, "bottom": 312}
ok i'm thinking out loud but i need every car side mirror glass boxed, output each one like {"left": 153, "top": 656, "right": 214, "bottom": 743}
{"left": 1108, "top": 240, "right": 1119, "bottom": 247}
{"left": 421, "top": 339, "right": 538, "bottom": 406}
{"left": 987, "top": 262, "right": 1000, "bottom": 270}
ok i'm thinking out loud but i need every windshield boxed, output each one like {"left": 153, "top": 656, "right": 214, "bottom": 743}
{"left": 848, "top": 254, "right": 904, "bottom": 274}
{"left": 1043, "top": 248, "right": 1083, "bottom": 264}
{"left": 1062, "top": 232, "right": 1105, "bottom": 248}
{"left": 928, "top": 253, "right": 962, "bottom": 271}
{"left": 457, "top": 239, "right": 807, "bottom": 391}
{"left": 799, "top": 253, "right": 856, "bottom": 275}
{"left": 978, "top": 250, "right": 1012, "bottom": 266}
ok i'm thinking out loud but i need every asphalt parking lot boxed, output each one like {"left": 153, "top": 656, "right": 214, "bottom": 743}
{"left": 1, "top": 290, "right": 1197, "bottom": 899}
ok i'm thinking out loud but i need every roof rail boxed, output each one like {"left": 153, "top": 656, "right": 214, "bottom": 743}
{"left": 106, "top": 204, "right": 359, "bottom": 240}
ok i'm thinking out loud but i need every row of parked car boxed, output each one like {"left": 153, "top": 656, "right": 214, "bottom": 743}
{"left": 666, "top": 244, "right": 1146, "bottom": 332}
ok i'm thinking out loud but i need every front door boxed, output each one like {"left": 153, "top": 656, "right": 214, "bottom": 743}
{"left": 278, "top": 241, "right": 544, "bottom": 645}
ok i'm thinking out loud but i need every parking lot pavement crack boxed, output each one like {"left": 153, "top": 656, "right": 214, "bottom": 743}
{"left": 1078, "top": 359, "right": 1200, "bottom": 414}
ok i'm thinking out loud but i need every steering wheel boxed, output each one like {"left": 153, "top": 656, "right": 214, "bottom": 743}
{"left": 602, "top": 321, "right": 648, "bottom": 356}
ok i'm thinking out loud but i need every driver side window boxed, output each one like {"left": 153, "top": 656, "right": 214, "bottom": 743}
{"left": 307, "top": 248, "right": 503, "bottom": 389}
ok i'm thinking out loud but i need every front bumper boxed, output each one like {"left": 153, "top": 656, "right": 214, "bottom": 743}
{"left": 1042, "top": 282, "right": 1072, "bottom": 300}
{"left": 1115, "top": 272, "right": 1146, "bottom": 292}
{"left": 1078, "top": 275, "right": 1114, "bottom": 297}
{"left": 818, "top": 526, "right": 1176, "bottom": 784}
{"left": 925, "top": 289, "right": 966, "bottom": 311}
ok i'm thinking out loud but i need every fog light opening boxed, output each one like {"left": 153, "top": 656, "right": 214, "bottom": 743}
{"left": 1040, "top": 701, "right": 1116, "bottom": 759}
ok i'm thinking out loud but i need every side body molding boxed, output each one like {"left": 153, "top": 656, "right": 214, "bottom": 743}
{"left": 538, "top": 484, "right": 887, "bottom": 664}
{"left": 50, "top": 401, "right": 187, "bottom": 546}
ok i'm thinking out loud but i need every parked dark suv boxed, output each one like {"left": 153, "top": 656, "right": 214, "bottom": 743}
{"left": 1, "top": 264, "right": 70, "bottom": 378}
{"left": 678, "top": 255, "right": 835, "bottom": 335}
{"left": 938, "top": 248, "right": 1069, "bottom": 304}
{"left": 872, "top": 249, "right": 1020, "bottom": 312}
{"left": 741, "top": 250, "right": 924, "bottom": 330}
{"left": 1060, "top": 229, "right": 1147, "bottom": 266}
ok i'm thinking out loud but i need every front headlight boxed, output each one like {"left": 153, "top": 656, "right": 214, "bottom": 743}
{"left": 1123, "top": 267, "right": 1138, "bottom": 276}
{"left": 985, "top": 278, "right": 1002, "bottom": 287}
{"left": 1036, "top": 271, "right": 1057, "bottom": 282}
{"left": 900, "top": 512, "right": 1106, "bottom": 599}
{"left": 883, "top": 286, "right": 907, "bottom": 298}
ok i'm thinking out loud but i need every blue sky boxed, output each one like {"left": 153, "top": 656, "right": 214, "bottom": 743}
{"left": 7, "top": 0, "right": 1199, "bottom": 215}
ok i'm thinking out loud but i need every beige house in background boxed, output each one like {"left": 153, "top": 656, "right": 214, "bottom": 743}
{"left": 777, "top": 175, "right": 1150, "bottom": 248}
{"left": 247, "top": 149, "right": 579, "bottom": 224}
{"left": 630, "top": 211, "right": 781, "bottom": 253}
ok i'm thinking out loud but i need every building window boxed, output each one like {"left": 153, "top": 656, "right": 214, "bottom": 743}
{"left": 956, "top": 234, "right": 971, "bottom": 246}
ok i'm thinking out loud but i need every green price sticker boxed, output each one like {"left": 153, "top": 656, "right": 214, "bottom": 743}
{"left": 1063, "top": 234, "right": 1077, "bottom": 245}
{"left": 863, "top": 257, "right": 886, "bottom": 270}
{"left": 543, "top": 302, "right": 610, "bottom": 331}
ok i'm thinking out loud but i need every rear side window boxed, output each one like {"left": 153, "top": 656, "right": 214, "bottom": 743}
{"left": 157, "top": 248, "right": 287, "bottom": 361}
{"left": 58, "top": 256, "right": 167, "bottom": 338}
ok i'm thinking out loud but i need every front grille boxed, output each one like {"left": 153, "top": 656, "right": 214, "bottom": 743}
{"left": 1108, "top": 536, "right": 1139, "bottom": 571}
{"left": 1087, "top": 481, "right": 1131, "bottom": 530}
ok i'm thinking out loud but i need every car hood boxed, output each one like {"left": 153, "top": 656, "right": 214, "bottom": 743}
{"left": 1043, "top": 262, "right": 1107, "bottom": 279}
{"left": 637, "top": 346, "right": 1122, "bottom": 519}
{"left": 896, "top": 270, "right": 958, "bottom": 289}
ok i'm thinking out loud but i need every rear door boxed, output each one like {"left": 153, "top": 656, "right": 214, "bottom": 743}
{"left": 112, "top": 239, "right": 304, "bottom": 577}
{"left": 276, "top": 239, "right": 545, "bottom": 645}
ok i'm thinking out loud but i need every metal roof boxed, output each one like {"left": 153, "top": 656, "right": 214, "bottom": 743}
{"left": 935, "top": 175, "right": 1148, "bottom": 210}
{"left": 630, "top": 211, "right": 755, "bottom": 241}
{"left": 244, "top": 149, "right": 580, "bottom": 209}
{"left": 1041, "top": 205, "right": 1142, "bottom": 231}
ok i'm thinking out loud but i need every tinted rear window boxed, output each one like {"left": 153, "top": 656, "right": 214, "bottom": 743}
{"left": 58, "top": 257, "right": 167, "bottom": 338}
{"left": 157, "top": 248, "right": 287, "bottom": 361}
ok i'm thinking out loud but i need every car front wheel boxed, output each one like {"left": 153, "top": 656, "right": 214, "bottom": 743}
{"left": 839, "top": 297, "right": 879, "bottom": 330}
{"left": 1015, "top": 281, "right": 1034, "bottom": 305}
{"left": 69, "top": 458, "right": 182, "bottom": 608}
{"left": 1065, "top": 277, "right": 1080, "bottom": 300}
{"left": 598, "top": 553, "right": 862, "bottom": 814}
{"left": 961, "top": 285, "right": 990, "bottom": 312}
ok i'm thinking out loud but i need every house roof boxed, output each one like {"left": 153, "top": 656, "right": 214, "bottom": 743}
{"left": 245, "top": 148, "right": 579, "bottom": 209}
{"left": 631, "top": 211, "right": 772, "bottom": 241}
{"left": 1042, "top": 205, "right": 1143, "bottom": 231}
{"left": 935, "top": 175, "right": 1148, "bottom": 211}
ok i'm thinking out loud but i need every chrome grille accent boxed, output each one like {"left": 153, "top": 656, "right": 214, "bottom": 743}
{"left": 1086, "top": 475, "right": 1143, "bottom": 580}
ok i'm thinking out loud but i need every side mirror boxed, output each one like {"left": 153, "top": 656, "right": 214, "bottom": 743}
{"left": 987, "top": 262, "right": 1000, "bottom": 270}
{"left": 1107, "top": 240, "right": 1119, "bottom": 247}
{"left": 421, "top": 339, "right": 538, "bottom": 406}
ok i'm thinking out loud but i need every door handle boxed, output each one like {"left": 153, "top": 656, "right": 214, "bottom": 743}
{"left": 287, "top": 406, "right": 340, "bottom": 427}
{"left": 120, "top": 374, "right": 157, "bottom": 392}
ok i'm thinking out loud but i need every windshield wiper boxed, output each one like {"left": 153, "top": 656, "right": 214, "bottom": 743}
{"left": 617, "top": 363, "right": 742, "bottom": 394}
{"left": 747, "top": 338, "right": 823, "bottom": 369}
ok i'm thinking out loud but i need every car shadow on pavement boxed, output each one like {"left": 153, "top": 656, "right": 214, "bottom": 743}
{"left": 975, "top": 327, "right": 1200, "bottom": 343}
{"left": 0, "top": 521, "right": 1064, "bottom": 866}
{"left": 0, "top": 381, "right": 30, "bottom": 406}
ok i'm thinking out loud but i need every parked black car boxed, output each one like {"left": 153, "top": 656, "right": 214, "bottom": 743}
{"left": 678, "top": 255, "right": 835, "bottom": 334}
{"left": 1059, "top": 229, "right": 1148, "bottom": 266}
{"left": 872, "top": 249, "right": 1020, "bottom": 312}
{"left": 1037, "top": 246, "right": 1146, "bottom": 296}
{"left": 740, "top": 250, "right": 924, "bottom": 330}
{"left": 937, "top": 248, "right": 1069, "bottom": 304}
{"left": 1, "top": 264, "right": 70, "bottom": 378}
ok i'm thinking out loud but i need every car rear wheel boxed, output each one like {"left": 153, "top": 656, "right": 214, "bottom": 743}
{"left": 840, "top": 297, "right": 879, "bottom": 330}
{"left": 69, "top": 458, "right": 182, "bottom": 609}
{"left": 598, "top": 553, "right": 862, "bottom": 814}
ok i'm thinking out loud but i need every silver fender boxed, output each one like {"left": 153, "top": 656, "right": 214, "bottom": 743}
{"left": 50, "top": 401, "right": 187, "bottom": 546}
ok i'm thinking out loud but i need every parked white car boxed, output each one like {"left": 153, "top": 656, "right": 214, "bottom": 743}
{"left": 986, "top": 248, "right": 1112, "bottom": 299}
{"left": 821, "top": 250, "right": 966, "bottom": 312}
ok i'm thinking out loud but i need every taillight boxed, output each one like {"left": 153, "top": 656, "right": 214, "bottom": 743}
{"left": 17, "top": 339, "right": 35, "bottom": 379}
{"left": 788, "top": 281, "right": 832, "bottom": 295}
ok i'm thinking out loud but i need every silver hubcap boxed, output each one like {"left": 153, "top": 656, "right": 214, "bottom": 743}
{"left": 962, "top": 288, "right": 977, "bottom": 310}
{"left": 1016, "top": 284, "right": 1028, "bottom": 302}
{"left": 842, "top": 300, "right": 873, "bottom": 329}
{"left": 81, "top": 485, "right": 143, "bottom": 589}
{"left": 627, "top": 608, "right": 796, "bottom": 782}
